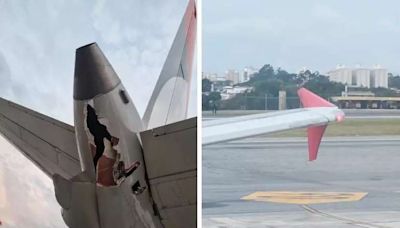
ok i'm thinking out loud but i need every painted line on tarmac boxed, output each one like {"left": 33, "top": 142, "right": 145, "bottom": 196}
{"left": 241, "top": 191, "right": 368, "bottom": 205}
{"left": 301, "top": 205, "right": 393, "bottom": 228}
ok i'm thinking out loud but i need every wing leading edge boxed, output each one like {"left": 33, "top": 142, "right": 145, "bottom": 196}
{"left": 0, "top": 97, "right": 80, "bottom": 178}
{"left": 203, "top": 88, "right": 345, "bottom": 161}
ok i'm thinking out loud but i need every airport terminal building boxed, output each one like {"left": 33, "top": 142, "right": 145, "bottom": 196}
{"left": 331, "top": 89, "right": 400, "bottom": 109}
{"left": 332, "top": 96, "right": 400, "bottom": 109}
{"left": 327, "top": 66, "right": 400, "bottom": 109}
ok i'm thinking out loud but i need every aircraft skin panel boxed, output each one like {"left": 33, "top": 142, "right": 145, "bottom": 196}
{"left": 71, "top": 43, "right": 162, "bottom": 227}
{"left": 158, "top": 205, "right": 196, "bottom": 228}
{"left": 149, "top": 171, "right": 196, "bottom": 207}
{"left": 140, "top": 117, "right": 197, "bottom": 228}
{"left": 141, "top": 117, "right": 197, "bottom": 179}
{"left": 0, "top": 97, "right": 80, "bottom": 179}
{"left": 143, "top": 0, "right": 196, "bottom": 129}
{"left": 203, "top": 107, "right": 343, "bottom": 145}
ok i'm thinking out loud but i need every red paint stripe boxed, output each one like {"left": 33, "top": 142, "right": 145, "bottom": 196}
{"left": 184, "top": 0, "right": 196, "bottom": 77}
{"left": 307, "top": 125, "right": 327, "bottom": 161}
{"left": 298, "top": 88, "right": 334, "bottom": 108}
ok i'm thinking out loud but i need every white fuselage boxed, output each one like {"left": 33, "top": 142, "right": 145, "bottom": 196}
{"left": 56, "top": 83, "right": 162, "bottom": 228}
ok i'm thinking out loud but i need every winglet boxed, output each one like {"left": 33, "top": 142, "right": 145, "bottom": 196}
{"left": 297, "top": 88, "right": 333, "bottom": 161}
{"left": 307, "top": 125, "right": 327, "bottom": 161}
{"left": 297, "top": 88, "right": 334, "bottom": 108}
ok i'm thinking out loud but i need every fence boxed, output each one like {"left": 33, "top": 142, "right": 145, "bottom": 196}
{"left": 217, "top": 95, "right": 301, "bottom": 110}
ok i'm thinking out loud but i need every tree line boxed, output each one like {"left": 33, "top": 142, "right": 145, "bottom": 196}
{"left": 203, "top": 64, "right": 400, "bottom": 110}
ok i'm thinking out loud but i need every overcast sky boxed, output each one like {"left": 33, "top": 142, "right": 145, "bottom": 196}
{"left": 203, "top": 0, "right": 400, "bottom": 76}
{"left": 0, "top": 0, "right": 195, "bottom": 124}
{"left": 0, "top": 0, "right": 193, "bottom": 227}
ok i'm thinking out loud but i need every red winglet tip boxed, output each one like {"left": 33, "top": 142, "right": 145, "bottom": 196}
{"left": 307, "top": 125, "right": 327, "bottom": 161}
{"left": 298, "top": 88, "right": 334, "bottom": 108}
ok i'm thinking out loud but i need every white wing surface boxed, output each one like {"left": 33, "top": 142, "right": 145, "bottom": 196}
{"left": 203, "top": 88, "right": 345, "bottom": 161}
{"left": 203, "top": 107, "right": 341, "bottom": 145}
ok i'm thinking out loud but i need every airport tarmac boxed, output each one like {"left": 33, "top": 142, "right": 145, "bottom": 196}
{"left": 203, "top": 136, "right": 400, "bottom": 227}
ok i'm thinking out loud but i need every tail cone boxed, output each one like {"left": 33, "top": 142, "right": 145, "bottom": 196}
{"left": 73, "top": 43, "right": 120, "bottom": 100}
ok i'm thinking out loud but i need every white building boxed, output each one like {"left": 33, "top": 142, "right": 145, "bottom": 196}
{"left": 202, "top": 72, "right": 220, "bottom": 82}
{"left": 327, "top": 67, "right": 353, "bottom": 85}
{"left": 220, "top": 86, "right": 253, "bottom": 100}
{"left": 225, "top": 69, "right": 240, "bottom": 84}
{"left": 352, "top": 68, "right": 370, "bottom": 88}
{"left": 242, "top": 66, "right": 258, "bottom": 82}
{"left": 327, "top": 65, "right": 388, "bottom": 88}
{"left": 370, "top": 67, "right": 388, "bottom": 88}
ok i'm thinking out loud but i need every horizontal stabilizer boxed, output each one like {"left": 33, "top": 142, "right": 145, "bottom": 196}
{"left": 0, "top": 97, "right": 81, "bottom": 178}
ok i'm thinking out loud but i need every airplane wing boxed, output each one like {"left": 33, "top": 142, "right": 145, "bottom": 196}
{"left": 203, "top": 88, "right": 345, "bottom": 161}
{"left": 140, "top": 117, "right": 197, "bottom": 228}
{"left": 142, "top": 0, "right": 196, "bottom": 130}
{"left": 0, "top": 97, "right": 81, "bottom": 179}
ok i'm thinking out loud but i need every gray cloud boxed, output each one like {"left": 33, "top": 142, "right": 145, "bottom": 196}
{"left": 0, "top": 52, "right": 11, "bottom": 93}
{"left": 204, "top": 0, "right": 400, "bottom": 75}
{"left": 0, "top": 137, "right": 64, "bottom": 227}
{"left": 0, "top": 0, "right": 196, "bottom": 124}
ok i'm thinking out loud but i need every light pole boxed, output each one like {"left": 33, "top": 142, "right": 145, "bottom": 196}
{"left": 265, "top": 94, "right": 268, "bottom": 110}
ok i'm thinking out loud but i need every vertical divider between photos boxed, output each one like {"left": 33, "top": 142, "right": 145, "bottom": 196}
{"left": 196, "top": 0, "right": 203, "bottom": 227}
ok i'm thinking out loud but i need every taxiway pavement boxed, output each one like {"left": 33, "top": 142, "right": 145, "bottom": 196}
{"left": 203, "top": 136, "right": 400, "bottom": 227}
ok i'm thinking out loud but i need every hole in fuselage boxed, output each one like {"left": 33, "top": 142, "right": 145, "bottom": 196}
{"left": 86, "top": 105, "right": 113, "bottom": 170}
{"left": 85, "top": 104, "right": 140, "bottom": 187}
{"left": 132, "top": 181, "right": 146, "bottom": 195}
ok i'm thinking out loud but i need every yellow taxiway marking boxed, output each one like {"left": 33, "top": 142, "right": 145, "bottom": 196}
{"left": 241, "top": 191, "right": 368, "bottom": 204}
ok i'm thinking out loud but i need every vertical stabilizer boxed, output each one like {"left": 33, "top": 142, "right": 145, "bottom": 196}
{"left": 143, "top": 0, "right": 197, "bottom": 129}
